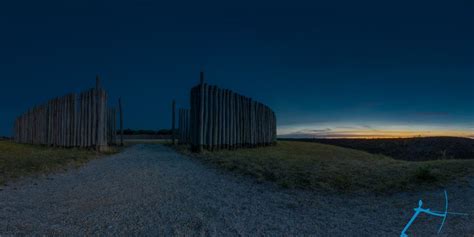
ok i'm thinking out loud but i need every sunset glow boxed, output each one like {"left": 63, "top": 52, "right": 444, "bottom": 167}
{"left": 278, "top": 123, "right": 474, "bottom": 139}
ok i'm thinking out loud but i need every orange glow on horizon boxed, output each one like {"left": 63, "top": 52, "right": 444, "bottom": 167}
{"left": 278, "top": 126, "right": 474, "bottom": 139}
{"left": 318, "top": 130, "right": 473, "bottom": 139}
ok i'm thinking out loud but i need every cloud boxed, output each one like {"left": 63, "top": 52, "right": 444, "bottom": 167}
{"left": 278, "top": 132, "right": 399, "bottom": 139}
{"left": 277, "top": 121, "right": 474, "bottom": 139}
{"left": 335, "top": 126, "right": 358, "bottom": 130}
{"left": 360, "top": 124, "right": 376, "bottom": 130}
{"left": 299, "top": 128, "right": 331, "bottom": 133}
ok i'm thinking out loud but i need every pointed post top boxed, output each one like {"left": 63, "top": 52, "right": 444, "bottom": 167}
{"left": 200, "top": 71, "right": 204, "bottom": 85}
{"left": 96, "top": 75, "right": 101, "bottom": 90}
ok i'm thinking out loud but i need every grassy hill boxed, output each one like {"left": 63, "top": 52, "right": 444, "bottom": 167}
{"left": 286, "top": 137, "right": 474, "bottom": 161}
{"left": 175, "top": 141, "right": 474, "bottom": 193}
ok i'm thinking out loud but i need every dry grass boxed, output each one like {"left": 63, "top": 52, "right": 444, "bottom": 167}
{"left": 0, "top": 141, "right": 120, "bottom": 185}
{"left": 172, "top": 141, "right": 474, "bottom": 193}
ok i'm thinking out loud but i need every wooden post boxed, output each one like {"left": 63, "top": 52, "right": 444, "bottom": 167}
{"left": 232, "top": 92, "right": 236, "bottom": 149}
{"left": 208, "top": 86, "right": 214, "bottom": 150}
{"left": 203, "top": 84, "right": 209, "bottom": 150}
{"left": 215, "top": 88, "right": 221, "bottom": 149}
{"left": 77, "top": 94, "right": 80, "bottom": 147}
{"left": 103, "top": 91, "right": 108, "bottom": 148}
{"left": 228, "top": 91, "right": 232, "bottom": 149}
{"left": 222, "top": 89, "right": 227, "bottom": 148}
{"left": 73, "top": 94, "right": 77, "bottom": 147}
{"left": 60, "top": 97, "right": 64, "bottom": 146}
{"left": 57, "top": 99, "right": 61, "bottom": 146}
{"left": 82, "top": 92, "right": 86, "bottom": 147}
{"left": 247, "top": 97, "right": 251, "bottom": 147}
{"left": 68, "top": 95, "right": 72, "bottom": 147}
{"left": 69, "top": 95, "right": 73, "bottom": 147}
{"left": 95, "top": 76, "right": 100, "bottom": 150}
{"left": 79, "top": 92, "right": 87, "bottom": 148}
{"left": 228, "top": 90, "right": 231, "bottom": 149}
{"left": 55, "top": 98, "right": 58, "bottom": 146}
{"left": 257, "top": 103, "right": 260, "bottom": 146}
{"left": 190, "top": 88, "right": 195, "bottom": 149}
{"left": 88, "top": 90, "right": 93, "bottom": 148}
{"left": 80, "top": 93, "right": 84, "bottom": 147}
{"left": 50, "top": 99, "right": 54, "bottom": 146}
{"left": 212, "top": 86, "right": 218, "bottom": 150}
{"left": 239, "top": 95, "right": 243, "bottom": 147}
{"left": 235, "top": 95, "right": 239, "bottom": 148}
{"left": 250, "top": 100, "right": 254, "bottom": 147}
{"left": 197, "top": 72, "right": 204, "bottom": 152}
{"left": 83, "top": 92, "right": 87, "bottom": 147}
{"left": 65, "top": 95, "right": 69, "bottom": 147}
{"left": 63, "top": 96, "right": 67, "bottom": 147}
{"left": 229, "top": 91, "right": 234, "bottom": 149}
{"left": 242, "top": 97, "right": 246, "bottom": 147}
{"left": 96, "top": 89, "right": 101, "bottom": 149}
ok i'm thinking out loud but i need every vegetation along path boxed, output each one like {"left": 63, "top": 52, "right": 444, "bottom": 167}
{"left": 0, "top": 144, "right": 473, "bottom": 236}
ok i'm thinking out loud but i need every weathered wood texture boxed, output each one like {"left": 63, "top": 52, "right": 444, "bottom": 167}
{"left": 107, "top": 107, "right": 117, "bottom": 145}
{"left": 13, "top": 84, "right": 117, "bottom": 150}
{"left": 178, "top": 108, "right": 191, "bottom": 144}
{"left": 188, "top": 83, "right": 276, "bottom": 151}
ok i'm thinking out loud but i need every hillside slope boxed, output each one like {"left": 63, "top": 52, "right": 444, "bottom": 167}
{"left": 286, "top": 137, "right": 474, "bottom": 161}
{"left": 175, "top": 141, "right": 474, "bottom": 192}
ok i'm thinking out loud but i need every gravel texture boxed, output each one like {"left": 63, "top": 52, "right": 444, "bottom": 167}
{"left": 0, "top": 144, "right": 473, "bottom": 236}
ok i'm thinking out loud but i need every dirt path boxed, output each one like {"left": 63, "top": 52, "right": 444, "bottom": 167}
{"left": 0, "top": 144, "right": 473, "bottom": 236}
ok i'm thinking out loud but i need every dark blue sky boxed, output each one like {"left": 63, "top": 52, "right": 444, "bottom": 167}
{"left": 1, "top": 0, "right": 473, "bottom": 137}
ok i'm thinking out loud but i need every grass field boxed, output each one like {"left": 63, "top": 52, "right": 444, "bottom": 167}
{"left": 0, "top": 141, "right": 118, "bottom": 185}
{"left": 173, "top": 141, "right": 474, "bottom": 193}
{"left": 288, "top": 137, "right": 474, "bottom": 161}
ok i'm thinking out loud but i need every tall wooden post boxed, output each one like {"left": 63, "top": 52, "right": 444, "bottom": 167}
{"left": 95, "top": 76, "right": 100, "bottom": 150}
{"left": 216, "top": 88, "right": 222, "bottom": 149}
{"left": 212, "top": 86, "right": 218, "bottom": 150}
{"left": 119, "top": 97, "right": 124, "bottom": 146}
{"left": 197, "top": 71, "right": 205, "bottom": 152}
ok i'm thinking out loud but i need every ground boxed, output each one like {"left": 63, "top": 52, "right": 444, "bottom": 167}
{"left": 174, "top": 141, "right": 474, "bottom": 193}
{"left": 0, "top": 141, "right": 110, "bottom": 185}
{"left": 0, "top": 144, "right": 473, "bottom": 236}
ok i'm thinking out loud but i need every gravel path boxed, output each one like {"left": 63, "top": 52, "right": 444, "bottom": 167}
{"left": 1, "top": 144, "right": 473, "bottom": 236}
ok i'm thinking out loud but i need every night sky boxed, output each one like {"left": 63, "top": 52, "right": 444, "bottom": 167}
{"left": 1, "top": 0, "right": 473, "bottom": 138}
